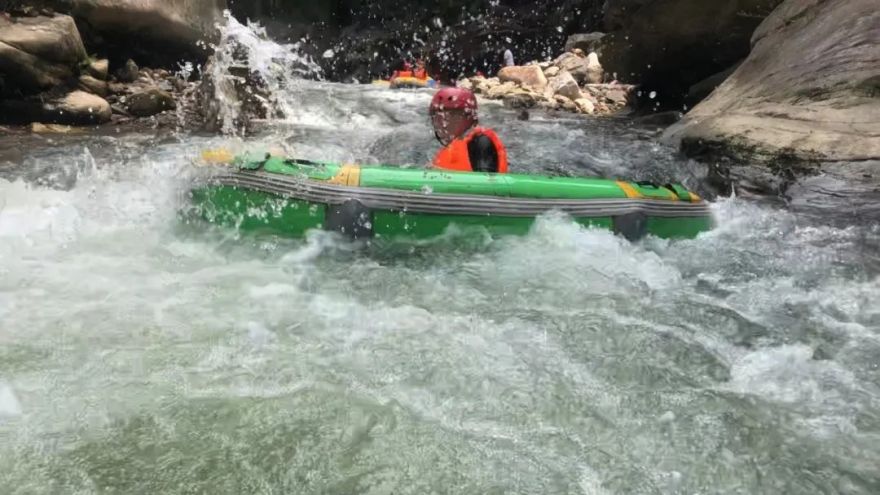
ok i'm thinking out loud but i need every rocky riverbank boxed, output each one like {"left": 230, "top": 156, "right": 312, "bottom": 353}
{"left": 457, "top": 48, "right": 636, "bottom": 116}
{"left": 0, "top": 2, "right": 222, "bottom": 129}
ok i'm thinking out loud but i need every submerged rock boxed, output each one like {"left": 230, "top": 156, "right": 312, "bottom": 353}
{"left": 502, "top": 91, "right": 537, "bottom": 109}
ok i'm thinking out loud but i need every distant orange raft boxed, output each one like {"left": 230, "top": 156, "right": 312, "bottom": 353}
{"left": 372, "top": 76, "right": 437, "bottom": 89}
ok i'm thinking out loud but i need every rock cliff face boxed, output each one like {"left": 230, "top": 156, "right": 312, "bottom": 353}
{"left": 0, "top": 5, "right": 210, "bottom": 126}
{"left": 663, "top": 0, "right": 880, "bottom": 192}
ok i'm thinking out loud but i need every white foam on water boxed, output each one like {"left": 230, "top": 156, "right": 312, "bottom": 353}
{"left": 488, "top": 212, "right": 683, "bottom": 297}
{"left": 0, "top": 382, "right": 22, "bottom": 418}
{"left": 725, "top": 344, "right": 857, "bottom": 407}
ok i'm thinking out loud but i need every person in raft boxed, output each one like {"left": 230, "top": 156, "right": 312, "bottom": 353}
{"left": 429, "top": 87, "right": 508, "bottom": 174}
{"left": 391, "top": 60, "right": 413, "bottom": 79}
{"left": 413, "top": 59, "right": 428, "bottom": 80}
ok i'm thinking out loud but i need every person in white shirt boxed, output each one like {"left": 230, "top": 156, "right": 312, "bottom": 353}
{"left": 503, "top": 48, "right": 515, "bottom": 67}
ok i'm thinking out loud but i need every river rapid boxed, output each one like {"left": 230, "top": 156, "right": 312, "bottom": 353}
{"left": 1, "top": 18, "right": 879, "bottom": 495}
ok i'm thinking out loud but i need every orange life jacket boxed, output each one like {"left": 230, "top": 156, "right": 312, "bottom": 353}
{"left": 395, "top": 70, "right": 414, "bottom": 78}
{"left": 432, "top": 127, "right": 509, "bottom": 173}
{"left": 413, "top": 68, "right": 427, "bottom": 79}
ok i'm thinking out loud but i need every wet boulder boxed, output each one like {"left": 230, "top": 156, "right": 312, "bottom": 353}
{"left": 497, "top": 65, "right": 547, "bottom": 92}
{"left": 0, "top": 14, "right": 86, "bottom": 95}
{"left": 126, "top": 87, "right": 175, "bottom": 117}
{"left": 45, "top": 90, "right": 112, "bottom": 124}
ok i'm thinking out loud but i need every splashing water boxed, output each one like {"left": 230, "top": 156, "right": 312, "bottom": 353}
{"left": 206, "top": 12, "right": 322, "bottom": 135}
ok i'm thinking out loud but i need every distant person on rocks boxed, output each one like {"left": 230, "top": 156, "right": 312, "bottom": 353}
{"left": 430, "top": 88, "right": 508, "bottom": 174}
{"left": 503, "top": 48, "right": 515, "bottom": 67}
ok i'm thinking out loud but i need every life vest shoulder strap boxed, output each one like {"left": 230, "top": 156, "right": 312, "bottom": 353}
{"left": 466, "top": 127, "right": 509, "bottom": 173}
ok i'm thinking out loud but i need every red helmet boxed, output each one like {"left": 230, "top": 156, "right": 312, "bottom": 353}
{"left": 430, "top": 88, "right": 477, "bottom": 115}
{"left": 430, "top": 88, "right": 478, "bottom": 144}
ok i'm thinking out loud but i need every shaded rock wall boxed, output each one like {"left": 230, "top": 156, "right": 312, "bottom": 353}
{"left": 596, "top": 0, "right": 784, "bottom": 109}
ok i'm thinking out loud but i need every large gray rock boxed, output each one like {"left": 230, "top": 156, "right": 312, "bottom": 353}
{"left": 19, "top": 0, "right": 226, "bottom": 59}
{"left": 547, "top": 70, "right": 582, "bottom": 101}
{"left": 0, "top": 14, "right": 86, "bottom": 95}
{"left": 553, "top": 52, "right": 603, "bottom": 85}
{"left": 664, "top": 0, "right": 880, "bottom": 173}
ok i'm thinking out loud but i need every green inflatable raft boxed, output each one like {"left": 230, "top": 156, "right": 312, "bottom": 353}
{"left": 188, "top": 155, "right": 713, "bottom": 241}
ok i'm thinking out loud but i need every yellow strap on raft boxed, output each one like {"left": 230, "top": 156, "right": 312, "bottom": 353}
{"left": 327, "top": 164, "right": 361, "bottom": 187}
{"left": 198, "top": 148, "right": 236, "bottom": 166}
{"left": 616, "top": 181, "right": 643, "bottom": 199}
{"left": 616, "top": 181, "right": 688, "bottom": 201}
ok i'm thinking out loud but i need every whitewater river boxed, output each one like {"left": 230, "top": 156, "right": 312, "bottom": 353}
{"left": 1, "top": 22, "right": 879, "bottom": 494}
